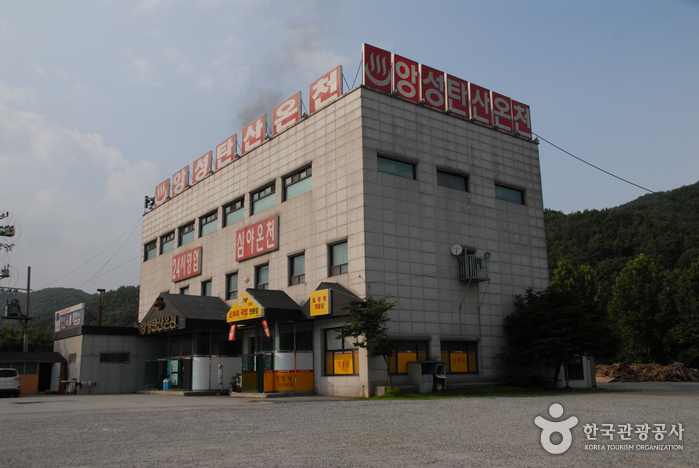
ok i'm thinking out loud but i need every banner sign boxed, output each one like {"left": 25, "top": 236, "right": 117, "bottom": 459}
{"left": 227, "top": 291, "right": 264, "bottom": 322}
{"left": 309, "top": 66, "right": 343, "bottom": 114}
{"left": 362, "top": 43, "right": 392, "bottom": 94}
{"left": 192, "top": 151, "right": 212, "bottom": 184}
{"left": 273, "top": 92, "right": 302, "bottom": 135}
{"left": 171, "top": 247, "right": 202, "bottom": 282}
{"left": 420, "top": 64, "right": 445, "bottom": 111}
{"left": 172, "top": 166, "right": 189, "bottom": 196}
{"left": 262, "top": 319, "right": 270, "bottom": 338}
{"left": 310, "top": 289, "right": 331, "bottom": 317}
{"left": 242, "top": 116, "right": 266, "bottom": 154}
{"left": 235, "top": 215, "right": 278, "bottom": 262}
{"left": 393, "top": 54, "right": 419, "bottom": 103}
{"left": 54, "top": 303, "right": 85, "bottom": 332}
{"left": 154, "top": 179, "right": 170, "bottom": 207}
{"left": 228, "top": 324, "right": 236, "bottom": 341}
{"left": 215, "top": 134, "right": 237, "bottom": 170}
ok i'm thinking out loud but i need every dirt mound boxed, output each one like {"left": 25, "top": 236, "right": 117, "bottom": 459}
{"left": 596, "top": 362, "right": 699, "bottom": 382}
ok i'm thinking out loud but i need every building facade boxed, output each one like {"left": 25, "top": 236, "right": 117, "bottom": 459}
{"left": 139, "top": 73, "right": 548, "bottom": 396}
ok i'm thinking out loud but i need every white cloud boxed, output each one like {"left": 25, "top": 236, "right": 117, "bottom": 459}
{"left": 127, "top": 57, "right": 155, "bottom": 84}
{"left": 0, "top": 83, "right": 37, "bottom": 104}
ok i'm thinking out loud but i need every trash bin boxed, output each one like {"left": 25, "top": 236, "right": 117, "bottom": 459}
{"left": 163, "top": 379, "right": 170, "bottom": 391}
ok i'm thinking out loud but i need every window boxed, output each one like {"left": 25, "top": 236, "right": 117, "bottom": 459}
{"left": 199, "top": 211, "right": 218, "bottom": 237}
{"left": 68, "top": 353, "right": 77, "bottom": 364}
{"left": 223, "top": 198, "right": 245, "bottom": 227}
{"left": 325, "top": 328, "right": 358, "bottom": 376}
{"left": 437, "top": 170, "right": 468, "bottom": 191}
{"left": 179, "top": 222, "right": 195, "bottom": 246}
{"left": 201, "top": 279, "right": 212, "bottom": 297}
{"left": 377, "top": 155, "right": 415, "bottom": 179}
{"left": 252, "top": 183, "right": 275, "bottom": 214}
{"left": 255, "top": 263, "right": 269, "bottom": 290}
{"left": 329, "top": 241, "right": 348, "bottom": 276}
{"left": 284, "top": 166, "right": 312, "bottom": 201}
{"left": 289, "top": 253, "right": 305, "bottom": 285}
{"left": 565, "top": 356, "right": 585, "bottom": 381}
{"left": 495, "top": 184, "right": 525, "bottom": 205}
{"left": 144, "top": 241, "right": 157, "bottom": 261}
{"left": 160, "top": 232, "right": 175, "bottom": 254}
{"left": 100, "top": 353, "right": 130, "bottom": 363}
{"left": 226, "top": 272, "right": 238, "bottom": 300}
{"left": 441, "top": 342, "right": 478, "bottom": 374}
{"left": 388, "top": 341, "right": 428, "bottom": 374}
{"left": 180, "top": 286, "right": 189, "bottom": 295}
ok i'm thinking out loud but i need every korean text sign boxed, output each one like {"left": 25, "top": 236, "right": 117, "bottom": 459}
{"left": 227, "top": 291, "right": 264, "bottom": 322}
{"left": 235, "top": 215, "right": 279, "bottom": 261}
{"left": 171, "top": 247, "right": 202, "bottom": 282}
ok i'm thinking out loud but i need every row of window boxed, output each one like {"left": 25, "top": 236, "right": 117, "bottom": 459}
{"left": 377, "top": 154, "right": 525, "bottom": 205}
{"left": 323, "top": 329, "right": 479, "bottom": 376}
{"left": 177, "top": 241, "right": 348, "bottom": 297}
{"left": 144, "top": 165, "right": 312, "bottom": 261}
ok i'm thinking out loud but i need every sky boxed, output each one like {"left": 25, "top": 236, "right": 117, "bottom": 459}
{"left": 1, "top": 0, "right": 698, "bottom": 294}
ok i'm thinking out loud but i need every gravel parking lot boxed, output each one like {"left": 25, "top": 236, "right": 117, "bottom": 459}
{"left": 0, "top": 382, "right": 696, "bottom": 467}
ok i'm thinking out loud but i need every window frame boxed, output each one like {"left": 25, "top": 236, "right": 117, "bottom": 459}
{"left": 223, "top": 198, "right": 245, "bottom": 227}
{"left": 201, "top": 279, "right": 212, "bottom": 297}
{"left": 329, "top": 241, "right": 348, "bottom": 276}
{"left": 251, "top": 182, "right": 276, "bottom": 215}
{"left": 495, "top": 184, "right": 525, "bottom": 205}
{"left": 289, "top": 252, "right": 305, "bottom": 286}
{"left": 377, "top": 155, "right": 416, "bottom": 180}
{"left": 441, "top": 341, "right": 479, "bottom": 374}
{"left": 199, "top": 210, "right": 218, "bottom": 237}
{"left": 179, "top": 286, "right": 189, "bottom": 295}
{"left": 283, "top": 165, "right": 312, "bottom": 201}
{"left": 255, "top": 263, "right": 269, "bottom": 290}
{"left": 178, "top": 222, "right": 195, "bottom": 247}
{"left": 160, "top": 231, "right": 175, "bottom": 254}
{"left": 144, "top": 240, "right": 157, "bottom": 262}
{"left": 388, "top": 340, "right": 429, "bottom": 374}
{"left": 437, "top": 169, "right": 468, "bottom": 192}
{"left": 225, "top": 272, "right": 239, "bottom": 300}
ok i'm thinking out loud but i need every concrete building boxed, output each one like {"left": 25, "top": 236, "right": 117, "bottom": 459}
{"left": 138, "top": 51, "right": 548, "bottom": 397}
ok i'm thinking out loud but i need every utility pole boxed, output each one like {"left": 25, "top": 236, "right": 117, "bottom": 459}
{"left": 97, "top": 289, "right": 106, "bottom": 326}
{"left": 24, "top": 267, "right": 30, "bottom": 352}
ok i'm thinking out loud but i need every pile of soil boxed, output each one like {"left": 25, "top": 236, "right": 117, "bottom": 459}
{"left": 596, "top": 362, "right": 699, "bottom": 382}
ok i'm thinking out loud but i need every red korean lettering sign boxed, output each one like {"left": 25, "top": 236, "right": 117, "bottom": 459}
{"left": 273, "top": 92, "right": 302, "bottom": 135}
{"left": 228, "top": 324, "right": 236, "bottom": 341}
{"left": 262, "top": 319, "right": 270, "bottom": 338}
{"left": 192, "top": 151, "right": 211, "bottom": 184}
{"left": 215, "top": 134, "right": 237, "bottom": 170}
{"left": 469, "top": 82, "right": 492, "bottom": 126}
{"left": 235, "top": 215, "right": 278, "bottom": 261}
{"left": 309, "top": 66, "right": 343, "bottom": 114}
{"left": 393, "top": 54, "right": 419, "bottom": 102}
{"left": 420, "top": 64, "right": 445, "bottom": 110}
{"left": 171, "top": 247, "right": 202, "bottom": 282}
{"left": 172, "top": 166, "right": 189, "bottom": 196}
{"left": 154, "top": 179, "right": 170, "bottom": 207}
{"left": 512, "top": 100, "right": 532, "bottom": 139}
{"left": 491, "top": 92, "right": 514, "bottom": 134}
{"left": 362, "top": 43, "right": 392, "bottom": 93}
{"left": 242, "top": 116, "right": 266, "bottom": 154}
{"left": 445, "top": 74, "right": 470, "bottom": 119}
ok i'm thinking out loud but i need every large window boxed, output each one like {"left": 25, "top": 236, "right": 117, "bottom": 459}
{"left": 255, "top": 263, "right": 269, "bottom": 290}
{"left": 377, "top": 155, "right": 415, "bottom": 179}
{"left": 441, "top": 342, "right": 478, "bottom": 374}
{"left": 325, "top": 328, "right": 358, "bottom": 376}
{"left": 199, "top": 211, "right": 218, "bottom": 237}
{"left": 289, "top": 253, "right": 305, "bottom": 285}
{"left": 495, "top": 184, "right": 525, "bottom": 205}
{"left": 179, "top": 222, "right": 195, "bottom": 246}
{"left": 160, "top": 232, "right": 175, "bottom": 254}
{"left": 437, "top": 170, "right": 468, "bottom": 192}
{"left": 252, "top": 183, "right": 275, "bottom": 214}
{"left": 223, "top": 198, "right": 245, "bottom": 227}
{"left": 226, "top": 272, "right": 238, "bottom": 300}
{"left": 388, "top": 341, "right": 428, "bottom": 374}
{"left": 329, "top": 241, "right": 348, "bottom": 276}
{"left": 144, "top": 241, "right": 157, "bottom": 261}
{"left": 284, "top": 166, "right": 312, "bottom": 201}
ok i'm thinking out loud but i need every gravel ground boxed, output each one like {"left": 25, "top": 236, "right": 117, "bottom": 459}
{"left": 0, "top": 382, "right": 696, "bottom": 468}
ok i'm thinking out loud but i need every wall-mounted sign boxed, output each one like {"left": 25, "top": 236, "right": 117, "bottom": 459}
{"left": 235, "top": 215, "right": 278, "bottom": 262}
{"left": 309, "top": 66, "right": 342, "bottom": 114}
{"left": 242, "top": 116, "right": 266, "bottom": 154}
{"left": 420, "top": 64, "right": 445, "bottom": 111}
{"left": 512, "top": 100, "right": 532, "bottom": 139}
{"left": 192, "top": 151, "right": 212, "bottom": 184}
{"left": 310, "top": 289, "right": 331, "bottom": 317}
{"left": 446, "top": 73, "right": 470, "bottom": 119}
{"left": 216, "top": 134, "right": 237, "bottom": 170}
{"left": 393, "top": 54, "right": 419, "bottom": 103}
{"left": 154, "top": 179, "right": 170, "bottom": 207}
{"left": 273, "top": 92, "right": 302, "bottom": 135}
{"left": 54, "top": 303, "right": 85, "bottom": 332}
{"left": 492, "top": 92, "right": 514, "bottom": 134}
{"left": 171, "top": 247, "right": 202, "bottom": 282}
{"left": 362, "top": 43, "right": 392, "bottom": 94}
{"left": 227, "top": 291, "right": 264, "bottom": 322}
{"left": 140, "top": 315, "right": 178, "bottom": 335}
{"left": 172, "top": 166, "right": 189, "bottom": 196}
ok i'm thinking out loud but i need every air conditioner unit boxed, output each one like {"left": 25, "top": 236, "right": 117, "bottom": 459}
{"left": 458, "top": 254, "right": 490, "bottom": 282}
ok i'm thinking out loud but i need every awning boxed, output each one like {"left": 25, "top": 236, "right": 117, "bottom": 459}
{"left": 300, "top": 282, "right": 364, "bottom": 319}
{"left": 140, "top": 293, "right": 231, "bottom": 335}
{"left": 227, "top": 289, "right": 304, "bottom": 323}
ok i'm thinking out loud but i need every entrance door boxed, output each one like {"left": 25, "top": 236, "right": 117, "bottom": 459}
{"left": 241, "top": 353, "right": 274, "bottom": 392}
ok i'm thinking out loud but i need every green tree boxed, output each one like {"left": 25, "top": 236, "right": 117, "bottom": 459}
{"left": 0, "top": 324, "right": 54, "bottom": 352}
{"left": 503, "top": 262, "right": 617, "bottom": 388}
{"left": 337, "top": 296, "right": 396, "bottom": 388}
{"left": 670, "top": 258, "right": 699, "bottom": 367}
{"left": 609, "top": 254, "right": 676, "bottom": 363}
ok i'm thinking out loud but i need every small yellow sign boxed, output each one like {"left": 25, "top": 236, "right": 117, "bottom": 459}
{"left": 334, "top": 351, "right": 354, "bottom": 375}
{"left": 310, "top": 289, "right": 331, "bottom": 316}
{"left": 227, "top": 291, "right": 264, "bottom": 322}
